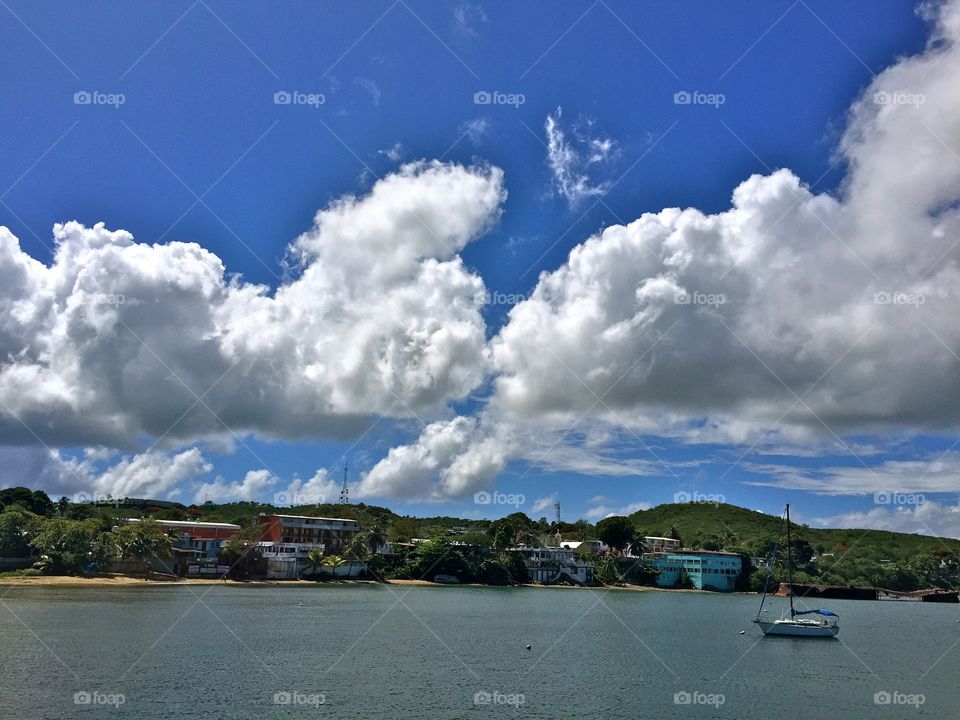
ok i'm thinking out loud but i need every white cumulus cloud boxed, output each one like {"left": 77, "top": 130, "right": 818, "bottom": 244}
{"left": 0, "top": 161, "right": 505, "bottom": 450}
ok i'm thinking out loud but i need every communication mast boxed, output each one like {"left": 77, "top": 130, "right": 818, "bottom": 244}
{"left": 554, "top": 502, "right": 562, "bottom": 547}
{"left": 339, "top": 463, "right": 349, "bottom": 505}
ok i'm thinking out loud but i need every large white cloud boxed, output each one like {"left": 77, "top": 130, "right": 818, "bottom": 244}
{"left": 364, "top": 0, "right": 960, "bottom": 500}
{"left": 0, "top": 161, "right": 504, "bottom": 448}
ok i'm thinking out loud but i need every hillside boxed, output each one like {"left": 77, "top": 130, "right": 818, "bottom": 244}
{"left": 629, "top": 502, "right": 960, "bottom": 566}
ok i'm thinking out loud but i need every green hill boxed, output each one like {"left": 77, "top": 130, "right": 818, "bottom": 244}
{"left": 628, "top": 502, "right": 960, "bottom": 590}
{"left": 629, "top": 502, "right": 960, "bottom": 560}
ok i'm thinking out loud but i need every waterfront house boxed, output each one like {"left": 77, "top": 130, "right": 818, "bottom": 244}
{"left": 559, "top": 540, "right": 609, "bottom": 554}
{"left": 643, "top": 536, "right": 681, "bottom": 553}
{"left": 123, "top": 518, "right": 240, "bottom": 574}
{"left": 644, "top": 550, "right": 743, "bottom": 591}
{"left": 510, "top": 547, "right": 594, "bottom": 585}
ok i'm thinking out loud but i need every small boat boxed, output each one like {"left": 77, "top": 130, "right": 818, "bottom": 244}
{"left": 753, "top": 504, "right": 839, "bottom": 638}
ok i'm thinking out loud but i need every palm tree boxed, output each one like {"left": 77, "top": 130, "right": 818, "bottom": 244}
{"left": 322, "top": 554, "right": 346, "bottom": 578}
{"left": 345, "top": 533, "right": 369, "bottom": 561}
{"left": 365, "top": 525, "right": 387, "bottom": 555}
{"left": 306, "top": 548, "right": 324, "bottom": 578}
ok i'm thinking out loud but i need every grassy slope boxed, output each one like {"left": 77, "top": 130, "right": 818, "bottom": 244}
{"left": 629, "top": 502, "right": 960, "bottom": 562}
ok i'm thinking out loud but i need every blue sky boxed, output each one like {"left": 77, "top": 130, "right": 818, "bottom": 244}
{"left": 2, "top": 1, "right": 959, "bottom": 535}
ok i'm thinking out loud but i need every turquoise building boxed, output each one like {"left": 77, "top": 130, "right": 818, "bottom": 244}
{"left": 647, "top": 551, "right": 744, "bottom": 591}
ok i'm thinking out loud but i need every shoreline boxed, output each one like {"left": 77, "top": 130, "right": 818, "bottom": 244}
{"left": 0, "top": 574, "right": 746, "bottom": 593}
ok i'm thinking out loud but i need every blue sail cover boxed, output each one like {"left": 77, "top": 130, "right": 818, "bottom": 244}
{"left": 795, "top": 609, "right": 838, "bottom": 617}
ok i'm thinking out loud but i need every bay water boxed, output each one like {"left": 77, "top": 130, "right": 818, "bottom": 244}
{"left": 1, "top": 584, "right": 956, "bottom": 719}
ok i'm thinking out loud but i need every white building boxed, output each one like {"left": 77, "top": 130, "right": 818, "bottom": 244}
{"left": 510, "top": 547, "right": 594, "bottom": 585}
{"left": 559, "top": 540, "right": 609, "bottom": 554}
{"left": 644, "top": 536, "right": 681, "bottom": 553}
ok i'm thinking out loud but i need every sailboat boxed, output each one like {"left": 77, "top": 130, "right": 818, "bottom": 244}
{"left": 753, "top": 504, "right": 840, "bottom": 638}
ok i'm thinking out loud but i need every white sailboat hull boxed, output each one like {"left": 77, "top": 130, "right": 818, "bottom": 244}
{"left": 754, "top": 619, "right": 839, "bottom": 637}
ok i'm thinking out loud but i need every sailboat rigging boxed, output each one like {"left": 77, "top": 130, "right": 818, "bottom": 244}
{"left": 753, "top": 504, "right": 840, "bottom": 638}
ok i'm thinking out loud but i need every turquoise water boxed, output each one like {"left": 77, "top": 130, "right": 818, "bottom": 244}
{"left": 1, "top": 585, "right": 957, "bottom": 719}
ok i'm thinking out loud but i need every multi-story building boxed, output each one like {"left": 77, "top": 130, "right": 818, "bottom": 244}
{"left": 645, "top": 550, "right": 743, "bottom": 591}
{"left": 510, "top": 547, "right": 594, "bottom": 585}
{"left": 643, "top": 536, "right": 681, "bottom": 553}
{"left": 255, "top": 514, "right": 360, "bottom": 552}
{"left": 255, "top": 514, "right": 361, "bottom": 579}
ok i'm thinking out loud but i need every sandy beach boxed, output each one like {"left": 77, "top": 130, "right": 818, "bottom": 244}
{"left": 0, "top": 574, "right": 699, "bottom": 592}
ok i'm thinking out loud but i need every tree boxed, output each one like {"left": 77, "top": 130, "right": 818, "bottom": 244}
{"left": 500, "top": 552, "right": 528, "bottom": 584}
{"left": 0, "top": 509, "right": 37, "bottom": 557}
{"left": 219, "top": 525, "right": 268, "bottom": 580}
{"left": 29, "top": 518, "right": 104, "bottom": 574}
{"left": 399, "top": 537, "right": 474, "bottom": 582}
{"left": 595, "top": 554, "right": 623, "bottom": 585}
{"left": 321, "top": 554, "right": 346, "bottom": 577}
{"left": 345, "top": 533, "right": 370, "bottom": 561}
{"left": 114, "top": 520, "right": 173, "bottom": 570}
{"left": 0, "top": 487, "right": 54, "bottom": 516}
{"left": 306, "top": 548, "right": 325, "bottom": 578}
{"left": 477, "top": 559, "right": 511, "bottom": 585}
{"left": 597, "top": 516, "right": 637, "bottom": 554}
{"left": 573, "top": 519, "right": 590, "bottom": 541}
{"left": 487, "top": 521, "right": 515, "bottom": 550}
{"left": 365, "top": 524, "right": 388, "bottom": 555}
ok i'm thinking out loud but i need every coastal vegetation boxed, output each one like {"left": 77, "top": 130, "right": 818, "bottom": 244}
{"left": 1, "top": 487, "right": 958, "bottom": 592}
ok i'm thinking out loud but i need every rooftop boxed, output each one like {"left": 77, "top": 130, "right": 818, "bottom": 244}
{"left": 126, "top": 519, "right": 240, "bottom": 530}
{"left": 259, "top": 513, "right": 359, "bottom": 523}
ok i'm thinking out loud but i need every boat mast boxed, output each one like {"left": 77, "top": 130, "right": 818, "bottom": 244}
{"left": 785, "top": 503, "right": 795, "bottom": 618}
